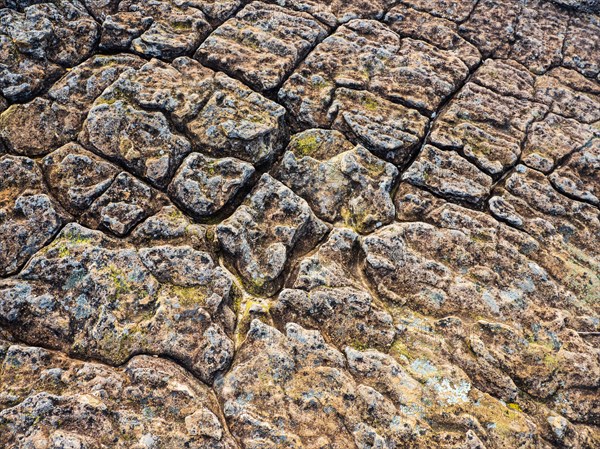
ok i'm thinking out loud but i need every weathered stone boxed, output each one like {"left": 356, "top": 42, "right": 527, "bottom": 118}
{"left": 510, "top": 1, "right": 570, "bottom": 74}
{"left": 218, "top": 320, "right": 425, "bottom": 448}
{"left": 550, "top": 139, "right": 600, "bottom": 206}
{"left": 402, "top": 145, "right": 493, "bottom": 205}
{"left": 274, "top": 129, "right": 398, "bottom": 233}
{"left": 0, "top": 54, "right": 145, "bottom": 156}
{"left": 81, "top": 99, "right": 192, "bottom": 188}
{"left": 563, "top": 12, "right": 600, "bottom": 77}
{"left": 385, "top": 4, "right": 481, "bottom": 69}
{"left": 41, "top": 142, "right": 120, "bottom": 214}
{"left": 430, "top": 73, "right": 547, "bottom": 176}
{"left": 0, "top": 0, "right": 98, "bottom": 100}
{"left": 196, "top": 2, "right": 328, "bottom": 91}
{"left": 328, "top": 88, "right": 429, "bottom": 165}
{"left": 275, "top": 228, "right": 396, "bottom": 349}
{"left": 130, "top": 205, "right": 215, "bottom": 255}
{"left": 82, "top": 172, "right": 167, "bottom": 236}
{"left": 263, "top": 0, "right": 397, "bottom": 26}
{"left": 0, "top": 344, "right": 238, "bottom": 448}
{"left": 168, "top": 152, "right": 255, "bottom": 219}
{"left": 398, "top": 0, "right": 478, "bottom": 22}
{"left": 186, "top": 73, "right": 287, "bottom": 165}
{"left": 534, "top": 68, "right": 600, "bottom": 123}
{"left": 279, "top": 19, "right": 469, "bottom": 130}
{"left": 0, "top": 155, "right": 64, "bottom": 277}
{"left": 490, "top": 165, "right": 600, "bottom": 261}
{"left": 459, "top": 0, "right": 520, "bottom": 58}
{"left": 101, "top": 0, "right": 212, "bottom": 59}
{"left": 521, "top": 113, "right": 597, "bottom": 173}
{"left": 217, "top": 173, "right": 328, "bottom": 295}
{"left": 0, "top": 223, "right": 236, "bottom": 384}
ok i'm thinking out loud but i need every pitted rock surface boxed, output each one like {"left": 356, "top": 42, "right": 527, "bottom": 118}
{"left": 1, "top": 0, "right": 599, "bottom": 448}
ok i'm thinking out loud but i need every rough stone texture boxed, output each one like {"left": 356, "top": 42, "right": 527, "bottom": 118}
{"left": 0, "top": 223, "right": 236, "bottom": 384}
{"left": 196, "top": 2, "right": 329, "bottom": 92}
{"left": 0, "top": 343, "right": 238, "bottom": 448}
{"left": 274, "top": 129, "right": 398, "bottom": 233}
{"left": 100, "top": 0, "right": 212, "bottom": 59}
{"left": 0, "top": 0, "right": 98, "bottom": 101}
{"left": 217, "top": 174, "right": 328, "bottom": 296}
{"left": 0, "top": 155, "right": 64, "bottom": 277}
{"left": 2, "top": 0, "right": 600, "bottom": 447}
{"left": 401, "top": 145, "right": 493, "bottom": 205}
{"left": 169, "top": 152, "right": 255, "bottom": 219}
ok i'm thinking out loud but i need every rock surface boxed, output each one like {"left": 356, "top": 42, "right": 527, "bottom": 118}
{"left": 1, "top": 0, "right": 600, "bottom": 448}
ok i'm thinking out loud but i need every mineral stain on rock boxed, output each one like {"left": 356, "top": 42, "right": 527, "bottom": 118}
{"left": 0, "top": 0, "right": 599, "bottom": 448}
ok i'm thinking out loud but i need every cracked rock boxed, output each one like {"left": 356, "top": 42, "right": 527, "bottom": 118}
{"left": 0, "top": 155, "right": 64, "bottom": 277}
{"left": 0, "top": 223, "right": 235, "bottom": 384}
{"left": 274, "top": 129, "right": 398, "bottom": 233}
{"left": 0, "top": 343, "right": 238, "bottom": 448}
{"left": 217, "top": 173, "right": 328, "bottom": 295}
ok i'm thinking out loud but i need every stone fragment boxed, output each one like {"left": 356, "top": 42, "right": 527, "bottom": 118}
{"left": 551, "top": 0, "right": 600, "bottom": 11}
{"left": 509, "top": 1, "right": 569, "bottom": 74}
{"left": 217, "top": 173, "right": 328, "bottom": 295}
{"left": 535, "top": 68, "right": 600, "bottom": 123}
{"left": 459, "top": 0, "right": 520, "bottom": 58}
{"left": 0, "top": 0, "right": 98, "bottom": 100}
{"left": 402, "top": 145, "right": 493, "bottom": 205}
{"left": 81, "top": 172, "right": 167, "bottom": 237}
{"left": 275, "top": 129, "right": 398, "bottom": 233}
{"left": 168, "top": 152, "right": 255, "bottom": 219}
{"left": 101, "top": 0, "right": 212, "bottom": 59}
{"left": 0, "top": 155, "right": 64, "bottom": 277}
{"left": 328, "top": 88, "right": 428, "bottom": 165}
{"left": 263, "top": 0, "right": 397, "bottom": 26}
{"left": 186, "top": 73, "right": 287, "bottom": 165}
{"left": 130, "top": 205, "right": 215, "bottom": 254}
{"left": 103, "top": 57, "right": 214, "bottom": 127}
{"left": 219, "top": 320, "right": 424, "bottom": 448}
{"left": 41, "top": 142, "right": 120, "bottom": 214}
{"left": 0, "top": 223, "right": 235, "bottom": 384}
{"left": 196, "top": 2, "right": 328, "bottom": 91}
{"left": 275, "top": 228, "right": 396, "bottom": 349}
{"left": 490, "top": 165, "right": 600, "bottom": 260}
{"left": 0, "top": 344, "right": 238, "bottom": 448}
{"left": 550, "top": 139, "right": 600, "bottom": 206}
{"left": 398, "top": 0, "right": 478, "bottom": 21}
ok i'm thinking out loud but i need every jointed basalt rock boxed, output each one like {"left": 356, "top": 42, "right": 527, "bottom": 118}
{"left": 1, "top": 0, "right": 600, "bottom": 447}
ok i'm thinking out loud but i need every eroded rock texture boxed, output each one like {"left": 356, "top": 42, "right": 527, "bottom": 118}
{"left": 1, "top": 0, "right": 599, "bottom": 448}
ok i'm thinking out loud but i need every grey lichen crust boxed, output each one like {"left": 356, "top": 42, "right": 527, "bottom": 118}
{"left": 0, "top": 0, "right": 599, "bottom": 448}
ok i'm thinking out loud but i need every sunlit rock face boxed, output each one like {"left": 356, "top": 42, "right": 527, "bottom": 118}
{"left": 1, "top": 0, "right": 599, "bottom": 448}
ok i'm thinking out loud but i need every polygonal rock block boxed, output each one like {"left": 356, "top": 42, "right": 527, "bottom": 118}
{"left": 196, "top": 1, "right": 329, "bottom": 92}
{"left": 328, "top": 88, "right": 429, "bottom": 165}
{"left": 41, "top": 142, "right": 120, "bottom": 214}
{"left": 100, "top": 0, "right": 212, "bottom": 59}
{"left": 82, "top": 172, "right": 167, "bottom": 236}
{"left": 217, "top": 173, "right": 328, "bottom": 295}
{"left": 0, "top": 223, "right": 236, "bottom": 384}
{"left": 0, "top": 344, "right": 238, "bottom": 448}
{"left": 402, "top": 145, "right": 493, "bottom": 205}
{"left": 274, "top": 129, "right": 398, "bottom": 233}
{"left": 0, "top": 155, "right": 64, "bottom": 277}
{"left": 168, "top": 152, "right": 255, "bottom": 219}
{"left": 81, "top": 99, "right": 192, "bottom": 188}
